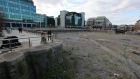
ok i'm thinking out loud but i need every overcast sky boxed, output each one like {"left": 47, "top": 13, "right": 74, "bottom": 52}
{"left": 33, "top": 0, "right": 140, "bottom": 25}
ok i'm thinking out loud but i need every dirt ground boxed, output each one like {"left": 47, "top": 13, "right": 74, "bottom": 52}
{"left": 57, "top": 32, "right": 140, "bottom": 79}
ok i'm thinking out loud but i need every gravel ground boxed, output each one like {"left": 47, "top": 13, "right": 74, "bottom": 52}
{"left": 57, "top": 32, "right": 140, "bottom": 79}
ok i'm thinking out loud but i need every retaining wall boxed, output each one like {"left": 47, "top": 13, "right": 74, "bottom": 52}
{"left": 0, "top": 42, "right": 63, "bottom": 79}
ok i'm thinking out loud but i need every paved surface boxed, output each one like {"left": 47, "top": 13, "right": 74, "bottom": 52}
{"left": 57, "top": 32, "right": 140, "bottom": 79}
{"left": 0, "top": 30, "right": 59, "bottom": 53}
{"left": 3, "top": 30, "right": 41, "bottom": 47}
{"left": 0, "top": 30, "right": 42, "bottom": 53}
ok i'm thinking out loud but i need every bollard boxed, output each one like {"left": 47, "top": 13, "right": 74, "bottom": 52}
{"left": 28, "top": 38, "right": 31, "bottom": 48}
{"left": 9, "top": 40, "right": 12, "bottom": 52}
{"left": 51, "top": 34, "right": 53, "bottom": 43}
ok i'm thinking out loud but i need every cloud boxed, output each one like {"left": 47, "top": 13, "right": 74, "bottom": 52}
{"left": 33, "top": 0, "right": 140, "bottom": 24}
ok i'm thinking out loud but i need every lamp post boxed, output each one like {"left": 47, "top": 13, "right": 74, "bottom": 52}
{"left": 40, "top": 21, "right": 41, "bottom": 31}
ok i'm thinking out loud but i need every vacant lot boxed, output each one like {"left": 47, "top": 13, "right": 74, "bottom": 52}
{"left": 57, "top": 32, "right": 140, "bottom": 79}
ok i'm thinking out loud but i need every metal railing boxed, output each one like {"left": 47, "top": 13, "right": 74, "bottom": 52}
{"left": 0, "top": 34, "right": 55, "bottom": 53}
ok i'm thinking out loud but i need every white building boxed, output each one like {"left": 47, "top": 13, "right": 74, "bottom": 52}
{"left": 94, "top": 16, "right": 112, "bottom": 28}
{"left": 56, "top": 10, "right": 85, "bottom": 28}
{"left": 87, "top": 16, "right": 112, "bottom": 29}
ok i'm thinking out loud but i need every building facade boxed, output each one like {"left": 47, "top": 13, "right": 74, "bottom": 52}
{"left": 47, "top": 16, "right": 55, "bottom": 27}
{"left": 56, "top": 10, "right": 85, "bottom": 28}
{"left": 87, "top": 16, "right": 112, "bottom": 29}
{"left": 0, "top": 0, "right": 47, "bottom": 28}
{"left": 86, "top": 18, "right": 95, "bottom": 26}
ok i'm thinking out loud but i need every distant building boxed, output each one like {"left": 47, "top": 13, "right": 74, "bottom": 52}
{"left": 56, "top": 10, "right": 85, "bottom": 28}
{"left": 87, "top": 18, "right": 95, "bottom": 26}
{"left": 112, "top": 25, "right": 118, "bottom": 29}
{"left": 87, "top": 16, "right": 112, "bottom": 29}
{"left": 0, "top": 0, "right": 47, "bottom": 28}
{"left": 133, "top": 20, "right": 140, "bottom": 31}
{"left": 47, "top": 16, "right": 55, "bottom": 27}
{"left": 34, "top": 14, "right": 47, "bottom": 28}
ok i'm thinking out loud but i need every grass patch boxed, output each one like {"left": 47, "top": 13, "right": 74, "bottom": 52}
{"left": 43, "top": 49, "right": 75, "bottom": 79}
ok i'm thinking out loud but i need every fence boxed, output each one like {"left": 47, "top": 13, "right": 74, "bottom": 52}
{"left": 0, "top": 34, "right": 55, "bottom": 53}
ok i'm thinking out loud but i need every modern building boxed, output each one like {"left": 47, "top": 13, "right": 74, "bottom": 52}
{"left": 0, "top": 0, "right": 47, "bottom": 28}
{"left": 56, "top": 10, "right": 85, "bottom": 28}
{"left": 87, "top": 16, "right": 112, "bottom": 29}
{"left": 35, "top": 14, "right": 47, "bottom": 28}
{"left": 47, "top": 16, "right": 55, "bottom": 27}
{"left": 86, "top": 18, "right": 95, "bottom": 26}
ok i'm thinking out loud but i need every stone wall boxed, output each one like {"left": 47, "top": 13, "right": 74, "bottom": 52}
{"left": 0, "top": 43, "right": 64, "bottom": 79}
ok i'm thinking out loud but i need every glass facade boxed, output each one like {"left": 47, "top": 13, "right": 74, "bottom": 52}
{"left": 35, "top": 14, "right": 45, "bottom": 22}
{"left": 65, "top": 12, "right": 82, "bottom": 26}
{"left": 0, "top": 0, "right": 36, "bottom": 21}
{"left": 0, "top": 0, "right": 46, "bottom": 27}
{"left": 57, "top": 11, "right": 84, "bottom": 28}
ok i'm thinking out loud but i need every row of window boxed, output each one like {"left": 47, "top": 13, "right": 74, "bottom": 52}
{"left": 0, "top": 5, "right": 36, "bottom": 12}
{"left": 0, "top": 0, "right": 36, "bottom": 18}
{"left": 1, "top": 0, "right": 34, "bottom": 6}
{"left": 1, "top": 8, "right": 35, "bottom": 17}
{"left": 0, "top": 0, "right": 36, "bottom": 11}
{"left": 4, "top": 13, "right": 45, "bottom": 22}
{"left": 0, "top": 0, "right": 44, "bottom": 22}
{"left": 35, "top": 15, "right": 45, "bottom": 22}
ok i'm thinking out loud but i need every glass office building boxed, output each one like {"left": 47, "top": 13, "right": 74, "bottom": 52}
{"left": 0, "top": 0, "right": 47, "bottom": 27}
{"left": 56, "top": 10, "right": 85, "bottom": 28}
{"left": 65, "top": 12, "right": 82, "bottom": 27}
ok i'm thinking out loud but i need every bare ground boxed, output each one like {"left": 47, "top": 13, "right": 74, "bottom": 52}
{"left": 57, "top": 32, "right": 140, "bottom": 79}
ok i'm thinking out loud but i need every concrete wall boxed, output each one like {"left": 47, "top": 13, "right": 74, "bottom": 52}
{"left": 0, "top": 43, "right": 63, "bottom": 79}
{"left": 55, "top": 18, "right": 58, "bottom": 27}
{"left": 81, "top": 12, "right": 85, "bottom": 27}
{"left": 60, "top": 10, "right": 67, "bottom": 28}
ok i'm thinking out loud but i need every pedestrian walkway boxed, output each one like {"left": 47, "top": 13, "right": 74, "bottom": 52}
{"left": 0, "top": 30, "right": 61, "bottom": 54}
{"left": 3, "top": 30, "right": 41, "bottom": 47}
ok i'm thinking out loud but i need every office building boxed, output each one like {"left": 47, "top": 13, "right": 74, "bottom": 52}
{"left": 87, "top": 16, "right": 112, "bottom": 29}
{"left": 56, "top": 10, "right": 85, "bottom": 28}
{"left": 47, "top": 16, "right": 55, "bottom": 27}
{"left": 87, "top": 18, "right": 95, "bottom": 26}
{"left": 0, "top": 0, "right": 47, "bottom": 28}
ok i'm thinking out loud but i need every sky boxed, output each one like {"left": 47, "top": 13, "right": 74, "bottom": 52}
{"left": 33, "top": 0, "right": 140, "bottom": 25}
